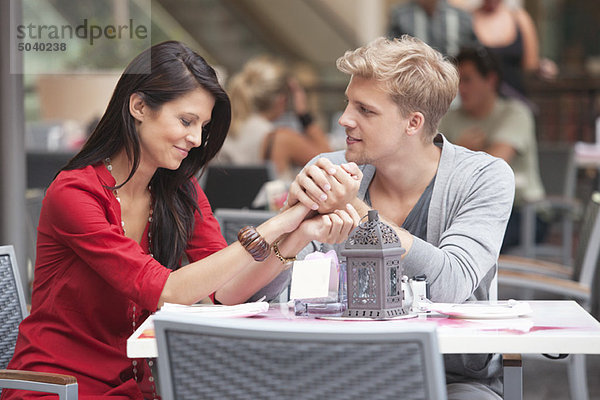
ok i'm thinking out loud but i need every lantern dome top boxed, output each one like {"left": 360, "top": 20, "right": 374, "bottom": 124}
{"left": 345, "top": 209, "right": 402, "bottom": 250}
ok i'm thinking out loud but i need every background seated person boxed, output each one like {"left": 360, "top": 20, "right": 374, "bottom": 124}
{"left": 439, "top": 46, "right": 546, "bottom": 250}
{"left": 387, "top": 0, "right": 480, "bottom": 57}
{"left": 285, "top": 36, "right": 514, "bottom": 400}
{"left": 218, "top": 55, "right": 330, "bottom": 182}
{"left": 472, "top": 0, "right": 558, "bottom": 103}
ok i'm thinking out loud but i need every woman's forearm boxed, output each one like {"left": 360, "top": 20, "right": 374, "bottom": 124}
{"left": 214, "top": 208, "right": 315, "bottom": 304}
{"left": 159, "top": 243, "right": 256, "bottom": 306}
{"left": 158, "top": 204, "right": 311, "bottom": 306}
{"left": 214, "top": 231, "right": 311, "bottom": 304}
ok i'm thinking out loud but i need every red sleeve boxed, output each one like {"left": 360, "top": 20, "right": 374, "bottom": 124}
{"left": 44, "top": 169, "right": 170, "bottom": 311}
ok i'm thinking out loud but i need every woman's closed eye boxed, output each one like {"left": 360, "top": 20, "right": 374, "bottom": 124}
{"left": 180, "top": 118, "right": 191, "bottom": 127}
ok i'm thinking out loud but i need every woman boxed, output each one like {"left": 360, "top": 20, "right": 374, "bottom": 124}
{"left": 472, "top": 0, "right": 557, "bottom": 99}
{"left": 2, "top": 42, "right": 360, "bottom": 400}
{"left": 219, "top": 55, "right": 330, "bottom": 181}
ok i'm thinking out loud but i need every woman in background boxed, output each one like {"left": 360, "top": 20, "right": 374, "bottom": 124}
{"left": 472, "top": 0, "right": 557, "bottom": 100}
{"left": 2, "top": 41, "right": 360, "bottom": 400}
{"left": 220, "top": 55, "right": 330, "bottom": 181}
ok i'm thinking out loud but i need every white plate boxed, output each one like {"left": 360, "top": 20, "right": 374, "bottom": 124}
{"left": 425, "top": 301, "right": 533, "bottom": 319}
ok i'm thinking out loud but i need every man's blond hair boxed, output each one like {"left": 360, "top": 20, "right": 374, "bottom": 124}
{"left": 336, "top": 35, "right": 458, "bottom": 140}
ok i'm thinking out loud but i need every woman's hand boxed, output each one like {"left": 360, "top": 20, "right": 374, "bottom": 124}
{"left": 296, "top": 203, "right": 361, "bottom": 244}
{"left": 287, "top": 158, "right": 362, "bottom": 214}
{"left": 273, "top": 202, "right": 313, "bottom": 234}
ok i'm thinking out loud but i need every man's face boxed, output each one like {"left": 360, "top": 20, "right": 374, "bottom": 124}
{"left": 458, "top": 60, "right": 496, "bottom": 115}
{"left": 338, "top": 76, "right": 408, "bottom": 166}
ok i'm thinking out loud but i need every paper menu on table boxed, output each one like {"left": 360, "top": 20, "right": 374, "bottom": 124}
{"left": 159, "top": 301, "right": 269, "bottom": 318}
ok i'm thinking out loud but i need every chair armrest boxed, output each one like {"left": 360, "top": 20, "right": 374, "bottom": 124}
{"left": 523, "top": 195, "right": 582, "bottom": 215}
{"left": 498, "top": 255, "right": 573, "bottom": 278}
{"left": 498, "top": 269, "right": 591, "bottom": 300}
{"left": 0, "top": 369, "right": 76, "bottom": 385}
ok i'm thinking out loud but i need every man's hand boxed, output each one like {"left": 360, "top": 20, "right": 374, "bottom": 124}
{"left": 287, "top": 158, "right": 362, "bottom": 213}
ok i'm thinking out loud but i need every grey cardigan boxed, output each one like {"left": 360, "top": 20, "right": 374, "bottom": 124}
{"left": 253, "top": 134, "right": 514, "bottom": 394}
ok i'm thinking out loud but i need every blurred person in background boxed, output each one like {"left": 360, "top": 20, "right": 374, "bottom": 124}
{"left": 219, "top": 55, "right": 330, "bottom": 182}
{"left": 388, "top": 0, "right": 480, "bottom": 57}
{"left": 472, "top": 0, "right": 558, "bottom": 102}
{"left": 439, "top": 46, "right": 546, "bottom": 250}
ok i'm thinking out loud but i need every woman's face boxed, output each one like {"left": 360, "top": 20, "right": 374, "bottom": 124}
{"left": 134, "top": 87, "right": 215, "bottom": 171}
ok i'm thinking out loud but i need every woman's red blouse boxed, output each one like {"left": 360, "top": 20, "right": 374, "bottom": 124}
{"left": 2, "top": 163, "right": 226, "bottom": 399}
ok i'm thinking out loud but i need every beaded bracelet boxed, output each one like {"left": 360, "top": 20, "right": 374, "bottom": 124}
{"left": 272, "top": 239, "right": 296, "bottom": 270}
{"left": 238, "top": 226, "right": 271, "bottom": 262}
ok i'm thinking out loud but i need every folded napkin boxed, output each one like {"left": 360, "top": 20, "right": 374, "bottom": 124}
{"left": 420, "top": 300, "right": 532, "bottom": 319}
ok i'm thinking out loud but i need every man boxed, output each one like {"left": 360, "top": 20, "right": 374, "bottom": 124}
{"left": 439, "top": 47, "right": 545, "bottom": 250}
{"left": 286, "top": 36, "right": 514, "bottom": 400}
{"left": 388, "top": 0, "right": 479, "bottom": 57}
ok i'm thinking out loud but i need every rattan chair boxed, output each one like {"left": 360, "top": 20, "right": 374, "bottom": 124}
{"left": 154, "top": 313, "right": 447, "bottom": 400}
{"left": 0, "top": 245, "right": 78, "bottom": 399}
{"left": 514, "top": 143, "right": 580, "bottom": 265}
{"left": 499, "top": 191, "right": 600, "bottom": 313}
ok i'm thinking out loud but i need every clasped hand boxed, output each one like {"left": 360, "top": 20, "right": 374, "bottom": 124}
{"left": 277, "top": 201, "right": 359, "bottom": 245}
{"left": 287, "top": 157, "right": 362, "bottom": 214}
{"left": 276, "top": 158, "right": 362, "bottom": 244}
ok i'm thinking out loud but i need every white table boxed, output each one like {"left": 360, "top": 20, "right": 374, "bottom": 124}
{"left": 128, "top": 300, "right": 600, "bottom": 400}
{"left": 128, "top": 300, "right": 600, "bottom": 358}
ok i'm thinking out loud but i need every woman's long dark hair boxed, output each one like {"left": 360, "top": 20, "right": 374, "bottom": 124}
{"left": 62, "top": 41, "right": 231, "bottom": 269}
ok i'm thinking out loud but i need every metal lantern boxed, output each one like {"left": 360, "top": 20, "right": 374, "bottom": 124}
{"left": 342, "top": 210, "right": 406, "bottom": 319}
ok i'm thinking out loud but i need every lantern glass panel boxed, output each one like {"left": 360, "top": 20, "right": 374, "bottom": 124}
{"left": 352, "top": 261, "right": 377, "bottom": 304}
{"left": 388, "top": 266, "right": 398, "bottom": 296}
{"left": 357, "top": 265, "right": 373, "bottom": 298}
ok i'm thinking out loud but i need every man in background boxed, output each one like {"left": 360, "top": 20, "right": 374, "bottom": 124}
{"left": 388, "top": 0, "right": 479, "bottom": 57}
{"left": 439, "top": 46, "right": 546, "bottom": 250}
